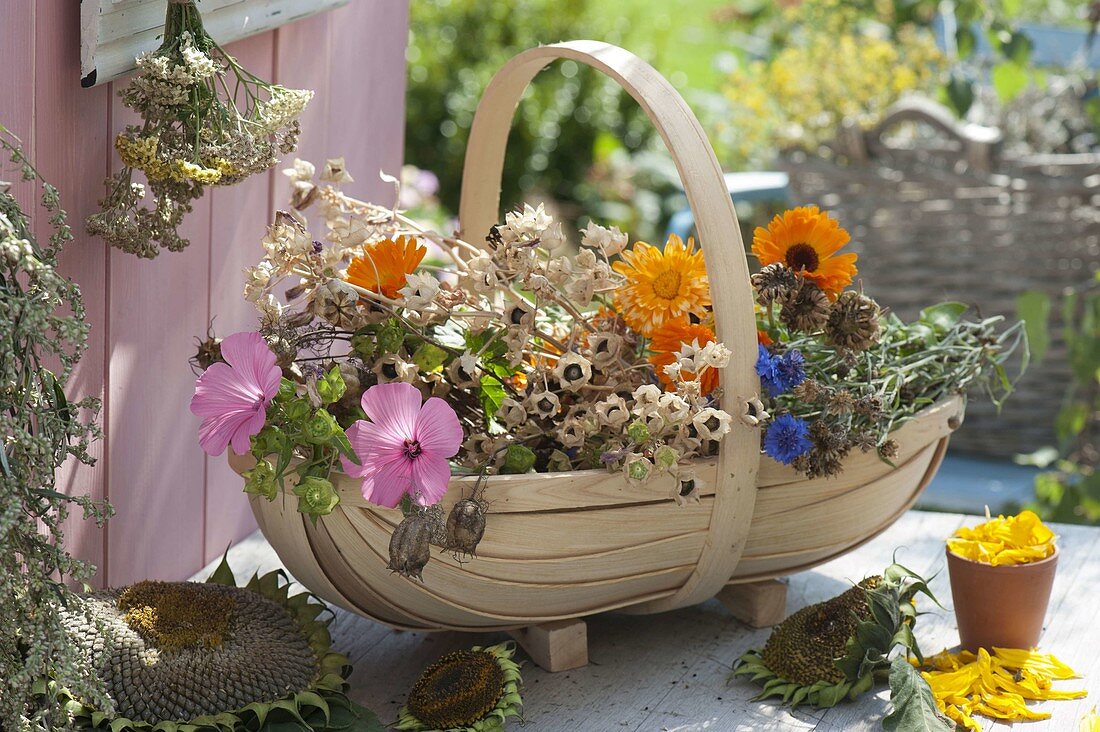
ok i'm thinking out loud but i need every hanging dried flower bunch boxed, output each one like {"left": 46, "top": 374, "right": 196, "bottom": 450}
{"left": 86, "top": 0, "right": 311, "bottom": 258}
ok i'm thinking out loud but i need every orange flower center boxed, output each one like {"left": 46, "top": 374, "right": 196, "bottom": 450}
{"left": 651, "top": 269, "right": 683, "bottom": 300}
{"left": 785, "top": 243, "right": 820, "bottom": 272}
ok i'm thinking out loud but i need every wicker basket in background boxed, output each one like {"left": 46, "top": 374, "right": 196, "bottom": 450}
{"left": 781, "top": 97, "right": 1100, "bottom": 457}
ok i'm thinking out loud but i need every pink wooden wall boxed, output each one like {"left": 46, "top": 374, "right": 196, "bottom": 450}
{"left": 0, "top": 0, "right": 410, "bottom": 586}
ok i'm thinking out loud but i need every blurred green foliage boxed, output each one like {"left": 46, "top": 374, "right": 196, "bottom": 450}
{"left": 1015, "top": 271, "right": 1100, "bottom": 524}
{"left": 404, "top": 0, "right": 654, "bottom": 233}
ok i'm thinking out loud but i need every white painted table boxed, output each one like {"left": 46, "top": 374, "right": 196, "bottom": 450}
{"left": 197, "top": 511, "right": 1100, "bottom": 731}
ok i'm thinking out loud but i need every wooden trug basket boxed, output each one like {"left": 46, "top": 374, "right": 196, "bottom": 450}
{"left": 231, "top": 41, "right": 964, "bottom": 670}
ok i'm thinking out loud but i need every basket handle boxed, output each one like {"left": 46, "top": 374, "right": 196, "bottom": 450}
{"left": 842, "top": 97, "right": 1002, "bottom": 172}
{"left": 458, "top": 41, "right": 761, "bottom": 612}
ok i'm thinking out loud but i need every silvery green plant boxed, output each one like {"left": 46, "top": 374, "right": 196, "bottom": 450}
{"left": 0, "top": 127, "right": 113, "bottom": 730}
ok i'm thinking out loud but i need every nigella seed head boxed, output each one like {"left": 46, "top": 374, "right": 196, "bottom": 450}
{"left": 446, "top": 498, "right": 487, "bottom": 557}
{"left": 388, "top": 513, "right": 432, "bottom": 581}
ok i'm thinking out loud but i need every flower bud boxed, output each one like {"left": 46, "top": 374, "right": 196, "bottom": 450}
{"left": 251, "top": 425, "right": 288, "bottom": 457}
{"left": 627, "top": 419, "right": 650, "bottom": 444}
{"left": 243, "top": 459, "right": 278, "bottom": 501}
{"left": 501, "top": 444, "right": 536, "bottom": 474}
{"left": 292, "top": 476, "right": 339, "bottom": 517}
{"left": 623, "top": 453, "right": 654, "bottom": 486}
{"left": 351, "top": 333, "right": 376, "bottom": 358}
{"left": 303, "top": 409, "right": 340, "bottom": 444}
{"left": 653, "top": 444, "right": 679, "bottom": 472}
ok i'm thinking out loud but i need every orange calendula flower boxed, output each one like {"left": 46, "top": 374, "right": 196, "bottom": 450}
{"left": 613, "top": 234, "right": 711, "bottom": 337}
{"left": 947, "top": 510, "right": 1055, "bottom": 566}
{"left": 752, "top": 206, "right": 857, "bottom": 299}
{"left": 920, "top": 647, "right": 1085, "bottom": 730}
{"left": 648, "top": 320, "right": 719, "bottom": 396}
{"left": 757, "top": 329, "right": 774, "bottom": 347}
{"left": 346, "top": 235, "right": 427, "bottom": 299}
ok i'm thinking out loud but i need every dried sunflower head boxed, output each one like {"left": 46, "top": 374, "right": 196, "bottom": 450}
{"left": 397, "top": 642, "right": 522, "bottom": 732}
{"left": 53, "top": 556, "right": 377, "bottom": 731}
{"left": 732, "top": 563, "right": 938, "bottom": 709}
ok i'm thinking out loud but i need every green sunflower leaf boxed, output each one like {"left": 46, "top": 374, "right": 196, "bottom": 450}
{"left": 883, "top": 655, "right": 953, "bottom": 732}
{"left": 206, "top": 548, "right": 237, "bottom": 586}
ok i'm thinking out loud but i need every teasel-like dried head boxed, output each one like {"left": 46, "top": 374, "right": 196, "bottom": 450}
{"left": 751, "top": 263, "right": 802, "bottom": 306}
{"left": 825, "top": 291, "right": 882, "bottom": 352}
{"left": 446, "top": 498, "right": 487, "bottom": 558}
{"left": 389, "top": 512, "right": 433, "bottom": 581}
{"left": 780, "top": 280, "right": 831, "bottom": 333}
{"left": 878, "top": 439, "right": 899, "bottom": 460}
{"left": 191, "top": 329, "right": 223, "bottom": 373}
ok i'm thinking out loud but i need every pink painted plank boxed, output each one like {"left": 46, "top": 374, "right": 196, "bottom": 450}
{"left": 202, "top": 32, "right": 276, "bottom": 564}
{"left": 273, "top": 10, "right": 333, "bottom": 193}
{"left": 0, "top": 2, "right": 35, "bottom": 226}
{"left": 34, "top": 0, "right": 112, "bottom": 586}
{"left": 326, "top": 0, "right": 410, "bottom": 200}
{"left": 105, "top": 93, "right": 212, "bottom": 585}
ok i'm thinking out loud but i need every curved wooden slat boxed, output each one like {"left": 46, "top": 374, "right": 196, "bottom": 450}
{"left": 332, "top": 395, "right": 962, "bottom": 515}
{"left": 458, "top": 40, "right": 762, "bottom": 613}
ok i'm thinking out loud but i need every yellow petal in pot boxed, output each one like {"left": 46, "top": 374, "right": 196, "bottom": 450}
{"left": 947, "top": 510, "right": 1056, "bottom": 566}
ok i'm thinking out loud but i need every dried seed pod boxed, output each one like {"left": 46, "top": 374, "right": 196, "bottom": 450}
{"left": 389, "top": 513, "right": 432, "bottom": 580}
{"left": 446, "top": 499, "right": 487, "bottom": 557}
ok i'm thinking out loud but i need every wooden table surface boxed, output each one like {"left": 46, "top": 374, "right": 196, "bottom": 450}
{"left": 197, "top": 510, "right": 1100, "bottom": 731}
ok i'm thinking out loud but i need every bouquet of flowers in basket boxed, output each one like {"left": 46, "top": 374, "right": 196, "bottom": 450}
{"left": 189, "top": 158, "right": 1022, "bottom": 566}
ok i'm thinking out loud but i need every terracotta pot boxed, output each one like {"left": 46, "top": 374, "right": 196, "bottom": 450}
{"left": 946, "top": 545, "right": 1058, "bottom": 651}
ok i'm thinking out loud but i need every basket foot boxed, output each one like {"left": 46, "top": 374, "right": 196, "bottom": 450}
{"left": 718, "top": 579, "right": 788, "bottom": 628}
{"left": 508, "top": 618, "right": 588, "bottom": 672}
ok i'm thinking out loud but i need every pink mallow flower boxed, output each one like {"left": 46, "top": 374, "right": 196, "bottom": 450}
{"left": 190, "top": 331, "right": 281, "bottom": 456}
{"left": 341, "top": 382, "right": 462, "bottom": 508}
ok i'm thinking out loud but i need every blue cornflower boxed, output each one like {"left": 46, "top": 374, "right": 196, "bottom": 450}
{"left": 756, "top": 346, "right": 807, "bottom": 396}
{"left": 776, "top": 349, "right": 807, "bottom": 393}
{"left": 764, "top": 414, "right": 812, "bottom": 465}
{"left": 756, "top": 345, "right": 782, "bottom": 396}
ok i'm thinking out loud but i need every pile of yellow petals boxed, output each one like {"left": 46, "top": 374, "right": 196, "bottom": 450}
{"left": 919, "top": 647, "right": 1086, "bottom": 730}
{"left": 947, "top": 510, "right": 1056, "bottom": 566}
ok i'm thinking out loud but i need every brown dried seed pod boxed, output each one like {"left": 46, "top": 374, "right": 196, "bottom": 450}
{"left": 446, "top": 498, "right": 487, "bottom": 556}
{"left": 389, "top": 513, "right": 432, "bottom": 580}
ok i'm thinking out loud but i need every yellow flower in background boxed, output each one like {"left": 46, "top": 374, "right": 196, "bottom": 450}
{"left": 1081, "top": 706, "right": 1100, "bottom": 731}
{"left": 920, "top": 647, "right": 1086, "bottom": 730}
{"left": 947, "top": 510, "right": 1056, "bottom": 566}
{"left": 612, "top": 234, "right": 711, "bottom": 337}
{"left": 752, "top": 206, "right": 857, "bottom": 299}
